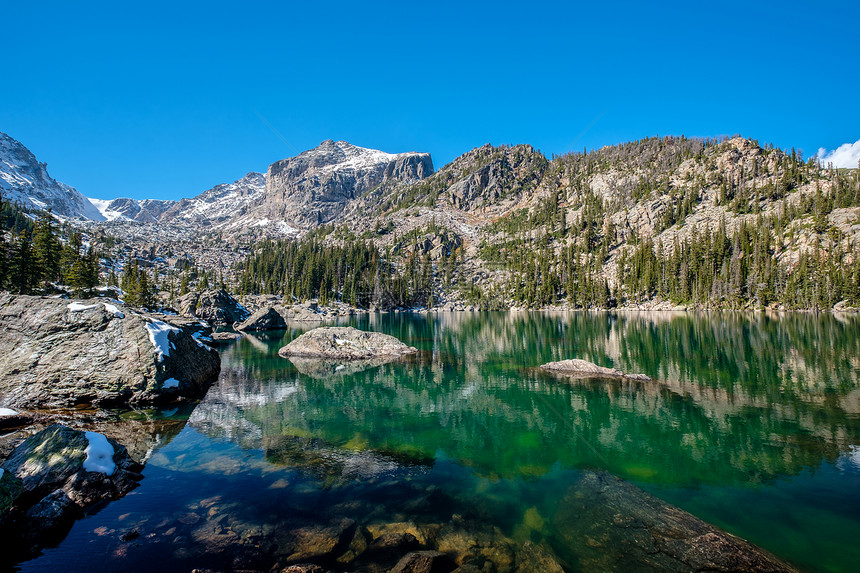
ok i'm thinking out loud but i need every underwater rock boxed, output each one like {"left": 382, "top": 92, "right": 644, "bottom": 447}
{"left": 552, "top": 470, "right": 800, "bottom": 572}
{"left": 390, "top": 550, "right": 455, "bottom": 573}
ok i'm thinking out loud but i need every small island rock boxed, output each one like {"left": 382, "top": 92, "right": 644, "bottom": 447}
{"left": 278, "top": 327, "right": 418, "bottom": 360}
{"left": 540, "top": 359, "right": 651, "bottom": 381}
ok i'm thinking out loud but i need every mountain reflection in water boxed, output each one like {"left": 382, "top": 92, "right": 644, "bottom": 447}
{"left": 18, "top": 311, "right": 860, "bottom": 573}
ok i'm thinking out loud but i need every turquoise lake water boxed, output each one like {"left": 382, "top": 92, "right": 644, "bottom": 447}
{"left": 16, "top": 311, "right": 860, "bottom": 572}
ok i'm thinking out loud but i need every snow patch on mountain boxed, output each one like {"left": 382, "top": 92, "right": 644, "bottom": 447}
{"left": 0, "top": 131, "right": 105, "bottom": 221}
{"left": 88, "top": 197, "right": 127, "bottom": 221}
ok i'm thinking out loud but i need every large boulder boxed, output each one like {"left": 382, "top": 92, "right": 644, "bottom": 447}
{"left": 179, "top": 289, "right": 250, "bottom": 325}
{"left": 278, "top": 327, "right": 418, "bottom": 360}
{"left": 0, "top": 424, "right": 143, "bottom": 556}
{"left": 234, "top": 306, "right": 287, "bottom": 331}
{"left": 0, "top": 294, "right": 221, "bottom": 408}
{"left": 540, "top": 358, "right": 651, "bottom": 381}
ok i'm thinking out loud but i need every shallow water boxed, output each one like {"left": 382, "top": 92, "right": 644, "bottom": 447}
{"left": 16, "top": 311, "right": 860, "bottom": 572}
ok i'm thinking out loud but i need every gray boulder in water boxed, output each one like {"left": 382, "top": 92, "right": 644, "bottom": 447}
{"left": 0, "top": 293, "right": 221, "bottom": 408}
{"left": 278, "top": 327, "right": 418, "bottom": 360}
{"left": 540, "top": 358, "right": 651, "bottom": 381}
{"left": 234, "top": 306, "right": 287, "bottom": 331}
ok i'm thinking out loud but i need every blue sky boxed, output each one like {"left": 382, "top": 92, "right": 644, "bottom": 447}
{"left": 2, "top": 1, "right": 858, "bottom": 201}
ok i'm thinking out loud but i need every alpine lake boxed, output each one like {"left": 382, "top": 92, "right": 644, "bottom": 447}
{"left": 15, "top": 311, "right": 860, "bottom": 572}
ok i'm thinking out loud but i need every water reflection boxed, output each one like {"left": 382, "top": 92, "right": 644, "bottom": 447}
{"left": 22, "top": 311, "right": 858, "bottom": 573}
{"left": 193, "top": 311, "right": 860, "bottom": 489}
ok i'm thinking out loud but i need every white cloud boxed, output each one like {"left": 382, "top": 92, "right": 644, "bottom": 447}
{"left": 816, "top": 139, "right": 860, "bottom": 168}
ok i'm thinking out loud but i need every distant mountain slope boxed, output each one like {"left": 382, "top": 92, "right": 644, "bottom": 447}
{"left": 89, "top": 197, "right": 177, "bottom": 223}
{"left": 0, "top": 131, "right": 105, "bottom": 221}
{"left": 263, "top": 140, "right": 433, "bottom": 227}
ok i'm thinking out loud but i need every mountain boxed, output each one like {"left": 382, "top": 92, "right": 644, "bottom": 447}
{"left": 262, "top": 140, "right": 433, "bottom": 227}
{"left": 237, "top": 135, "right": 860, "bottom": 310}
{"left": 89, "top": 197, "right": 177, "bottom": 223}
{"left": 84, "top": 141, "right": 432, "bottom": 237}
{"left": 0, "top": 131, "right": 105, "bottom": 221}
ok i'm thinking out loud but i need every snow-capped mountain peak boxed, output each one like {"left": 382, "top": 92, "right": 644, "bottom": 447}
{"left": 0, "top": 131, "right": 105, "bottom": 221}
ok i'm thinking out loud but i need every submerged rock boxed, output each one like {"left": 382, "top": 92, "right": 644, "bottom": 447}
{"left": 278, "top": 327, "right": 418, "bottom": 360}
{"left": 234, "top": 306, "right": 287, "bottom": 331}
{"left": 0, "top": 424, "right": 143, "bottom": 557}
{"left": 0, "top": 293, "right": 221, "bottom": 408}
{"left": 540, "top": 358, "right": 651, "bottom": 381}
{"left": 552, "top": 470, "right": 799, "bottom": 572}
{"left": 390, "top": 550, "right": 454, "bottom": 573}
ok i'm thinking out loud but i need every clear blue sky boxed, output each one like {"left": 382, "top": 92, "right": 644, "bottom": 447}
{"left": 2, "top": 0, "right": 857, "bottom": 201}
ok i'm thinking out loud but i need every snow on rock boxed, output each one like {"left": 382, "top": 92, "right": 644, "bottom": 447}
{"left": 145, "top": 319, "right": 179, "bottom": 361}
{"left": 102, "top": 303, "right": 124, "bottom": 318}
{"left": 0, "top": 407, "right": 19, "bottom": 417}
{"left": 162, "top": 378, "right": 180, "bottom": 389}
{"left": 83, "top": 431, "right": 116, "bottom": 475}
{"left": 67, "top": 302, "right": 98, "bottom": 312}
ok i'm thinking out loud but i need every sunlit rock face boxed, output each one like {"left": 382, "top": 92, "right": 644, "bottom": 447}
{"left": 0, "top": 294, "right": 220, "bottom": 408}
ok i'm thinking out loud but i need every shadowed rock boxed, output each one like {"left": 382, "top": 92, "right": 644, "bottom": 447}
{"left": 278, "top": 327, "right": 418, "bottom": 360}
{"left": 0, "top": 424, "right": 143, "bottom": 558}
{"left": 540, "top": 358, "right": 651, "bottom": 381}
{"left": 234, "top": 306, "right": 287, "bottom": 331}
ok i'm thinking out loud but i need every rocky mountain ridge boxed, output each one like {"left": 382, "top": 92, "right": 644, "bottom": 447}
{"left": 4, "top": 129, "right": 859, "bottom": 309}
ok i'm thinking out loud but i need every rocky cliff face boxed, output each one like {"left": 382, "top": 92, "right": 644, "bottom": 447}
{"left": 0, "top": 294, "right": 221, "bottom": 408}
{"left": 264, "top": 140, "right": 433, "bottom": 227}
{"left": 161, "top": 171, "right": 267, "bottom": 226}
{"left": 0, "top": 132, "right": 105, "bottom": 221}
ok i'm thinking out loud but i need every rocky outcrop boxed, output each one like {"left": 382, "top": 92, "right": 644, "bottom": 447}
{"left": 264, "top": 140, "right": 433, "bottom": 228}
{"left": 278, "top": 327, "right": 418, "bottom": 360}
{"left": 0, "top": 424, "right": 143, "bottom": 557}
{"left": 234, "top": 306, "right": 287, "bottom": 331}
{"left": 0, "top": 294, "right": 221, "bottom": 408}
{"left": 540, "top": 358, "right": 651, "bottom": 381}
{"left": 178, "top": 288, "right": 250, "bottom": 325}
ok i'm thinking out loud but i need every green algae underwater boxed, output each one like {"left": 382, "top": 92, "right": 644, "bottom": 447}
{"left": 16, "top": 311, "right": 860, "bottom": 572}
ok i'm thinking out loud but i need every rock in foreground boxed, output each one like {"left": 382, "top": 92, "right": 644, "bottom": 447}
{"left": 0, "top": 294, "right": 221, "bottom": 408}
{"left": 540, "top": 359, "right": 651, "bottom": 381}
{"left": 0, "top": 424, "right": 143, "bottom": 558}
{"left": 553, "top": 471, "right": 799, "bottom": 572}
{"left": 278, "top": 327, "right": 418, "bottom": 360}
